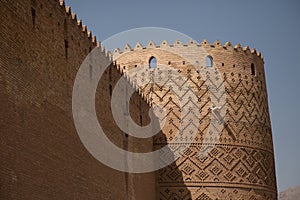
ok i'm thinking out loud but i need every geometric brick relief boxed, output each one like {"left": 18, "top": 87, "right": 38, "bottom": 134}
{"left": 159, "top": 187, "right": 277, "bottom": 200}
{"left": 124, "top": 62, "right": 273, "bottom": 149}
{"left": 126, "top": 64, "right": 273, "bottom": 150}
{"left": 156, "top": 145, "right": 276, "bottom": 190}
{"left": 223, "top": 74, "right": 273, "bottom": 149}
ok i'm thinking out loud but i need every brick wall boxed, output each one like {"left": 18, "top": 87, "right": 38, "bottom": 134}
{"left": 0, "top": 0, "right": 156, "bottom": 199}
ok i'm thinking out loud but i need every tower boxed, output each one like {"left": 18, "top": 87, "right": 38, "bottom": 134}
{"left": 114, "top": 39, "right": 277, "bottom": 199}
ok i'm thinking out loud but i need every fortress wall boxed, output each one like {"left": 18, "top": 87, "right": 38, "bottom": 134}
{"left": 0, "top": 0, "right": 156, "bottom": 199}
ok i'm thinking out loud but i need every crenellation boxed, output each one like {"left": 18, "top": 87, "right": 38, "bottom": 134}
{"left": 100, "top": 45, "right": 105, "bottom": 53}
{"left": 256, "top": 51, "right": 261, "bottom": 57}
{"left": 251, "top": 48, "right": 257, "bottom": 54}
{"left": 59, "top": 0, "right": 65, "bottom": 7}
{"left": 224, "top": 41, "right": 233, "bottom": 49}
{"left": 257, "top": 51, "right": 262, "bottom": 58}
{"left": 200, "top": 38, "right": 209, "bottom": 46}
{"left": 77, "top": 19, "right": 82, "bottom": 27}
{"left": 82, "top": 25, "right": 87, "bottom": 33}
{"left": 114, "top": 48, "right": 121, "bottom": 55}
{"left": 147, "top": 40, "right": 156, "bottom": 48}
{"left": 123, "top": 43, "right": 132, "bottom": 52}
{"left": 188, "top": 39, "right": 197, "bottom": 46}
{"left": 110, "top": 62, "right": 152, "bottom": 107}
{"left": 174, "top": 39, "right": 183, "bottom": 46}
{"left": 160, "top": 40, "right": 169, "bottom": 46}
{"left": 243, "top": 45, "right": 250, "bottom": 51}
{"left": 106, "top": 50, "right": 113, "bottom": 61}
{"left": 92, "top": 36, "right": 97, "bottom": 44}
{"left": 113, "top": 40, "right": 264, "bottom": 63}
{"left": 214, "top": 39, "right": 222, "bottom": 46}
{"left": 71, "top": 13, "right": 77, "bottom": 20}
{"left": 134, "top": 42, "right": 143, "bottom": 49}
{"left": 234, "top": 43, "right": 242, "bottom": 50}
{"left": 87, "top": 30, "right": 92, "bottom": 38}
{"left": 65, "top": 6, "right": 71, "bottom": 14}
{"left": 96, "top": 41, "right": 101, "bottom": 47}
{"left": 56, "top": 0, "right": 99, "bottom": 47}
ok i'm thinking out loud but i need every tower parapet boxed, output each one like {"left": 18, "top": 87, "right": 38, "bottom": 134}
{"left": 114, "top": 39, "right": 264, "bottom": 62}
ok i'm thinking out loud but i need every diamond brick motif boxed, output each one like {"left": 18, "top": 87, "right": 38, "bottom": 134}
{"left": 196, "top": 193, "right": 212, "bottom": 200}
{"left": 197, "top": 153, "right": 208, "bottom": 163}
{"left": 182, "top": 163, "right": 195, "bottom": 175}
{"left": 234, "top": 149, "right": 244, "bottom": 158}
{"left": 196, "top": 171, "right": 209, "bottom": 181}
{"left": 245, "top": 156, "right": 255, "bottom": 168}
{"left": 236, "top": 166, "right": 248, "bottom": 177}
{"left": 247, "top": 173, "right": 258, "bottom": 184}
{"left": 210, "top": 165, "right": 223, "bottom": 175}
{"left": 223, "top": 154, "right": 234, "bottom": 164}
{"left": 167, "top": 170, "right": 181, "bottom": 180}
{"left": 224, "top": 171, "right": 236, "bottom": 181}
{"left": 210, "top": 148, "right": 220, "bottom": 157}
{"left": 183, "top": 148, "right": 193, "bottom": 157}
{"left": 255, "top": 166, "right": 266, "bottom": 180}
{"left": 253, "top": 151, "right": 263, "bottom": 162}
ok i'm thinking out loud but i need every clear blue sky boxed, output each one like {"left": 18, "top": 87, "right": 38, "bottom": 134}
{"left": 67, "top": 0, "right": 300, "bottom": 192}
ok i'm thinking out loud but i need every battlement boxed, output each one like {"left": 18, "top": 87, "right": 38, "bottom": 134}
{"left": 57, "top": 0, "right": 117, "bottom": 62}
{"left": 111, "top": 61, "right": 152, "bottom": 106}
{"left": 57, "top": 0, "right": 98, "bottom": 47}
{"left": 113, "top": 39, "right": 264, "bottom": 62}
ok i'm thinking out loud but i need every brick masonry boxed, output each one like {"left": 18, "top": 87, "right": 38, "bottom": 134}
{"left": 0, "top": 0, "right": 156, "bottom": 199}
{"left": 0, "top": 0, "right": 277, "bottom": 199}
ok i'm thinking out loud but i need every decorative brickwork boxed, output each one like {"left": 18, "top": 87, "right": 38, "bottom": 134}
{"left": 0, "top": 0, "right": 277, "bottom": 199}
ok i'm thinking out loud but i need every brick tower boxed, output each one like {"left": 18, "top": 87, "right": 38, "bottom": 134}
{"left": 114, "top": 40, "right": 277, "bottom": 199}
